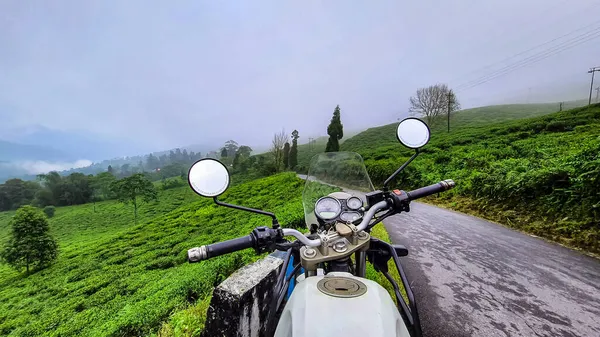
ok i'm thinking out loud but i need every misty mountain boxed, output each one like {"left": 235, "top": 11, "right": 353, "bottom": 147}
{"left": 0, "top": 140, "right": 70, "bottom": 162}
{"left": 11, "top": 126, "right": 152, "bottom": 161}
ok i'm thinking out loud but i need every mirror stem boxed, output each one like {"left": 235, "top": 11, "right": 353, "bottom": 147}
{"left": 213, "top": 197, "right": 280, "bottom": 228}
{"left": 382, "top": 149, "right": 420, "bottom": 191}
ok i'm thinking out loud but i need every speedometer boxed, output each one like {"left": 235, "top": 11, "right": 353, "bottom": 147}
{"left": 347, "top": 197, "right": 363, "bottom": 210}
{"left": 340, "top": 211, "right": 362, "bottom": 223}
{"left": 315, "top": 197, "right": 342, "bottom": 220}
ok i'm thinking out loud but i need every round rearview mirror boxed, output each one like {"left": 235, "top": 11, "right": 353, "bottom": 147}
{"left": 188, "top": 159, "right": 230, "bottom": 197}
{"left": 396, "top": 118, "right": 431, "bottom": 149}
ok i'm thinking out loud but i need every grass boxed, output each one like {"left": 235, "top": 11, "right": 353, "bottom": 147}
{"left": 341, "top": 103, "right": 600, "bottom": 253}
{"left": 449, "top": 99, "right": 587, "bottom": 129}
{"left": 0, "top": 171, "right": 409, "bottom": 336}
{"left": 0, "top": 173, "right": 306, "bottom": 337}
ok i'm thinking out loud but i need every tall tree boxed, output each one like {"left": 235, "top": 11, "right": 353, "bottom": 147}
{"left": 0, "top": 179, "right": 41, "bottom": 210}
{"left": 283, "top": 142, "right": 291, "bottom": 169}
{"left": 62, "top": 173, "right": 93, "bottom": 205}
{"left": 137, "top": 160, "right": 145, "bottom": 173}
{"left": 146, "top": 154, "right": 160, "bottom": 171}
{"left": 271, "top": 129, "right": 288, "bottom": 172}
{"left": 408, "top": 83, "right": 460, "bottom": 126}
{"left": 107, "top": 165, "right": 114, "bottom": 174}
{"left": 110, "top": 174, "right": 158, "bottom": 225}
{"left": 159, "top": 154, "right": 169, "bottom": 166}
{"left": 232, "top": 145, "right": 253, "bottom": 173}
{"left": 1, "top": 205, "right": 58, "bottom": 272}
{"left": 289, "top": 130, "right": 299, "bottom": 169}
{"left": 120, "top": 164, "right": 131, "bottom": 178}
{"left": 220, "top": 147, "right": 228, "bottom": 159}
{"left": 182, "top": 149, "right": 190, "bottom": 163}
{"left": 91, "top": 172, "right": 117, "bottom": 200}
{"left": 325, "top": 105, "right": 344, "bottom": 152}
{"left": 37, "top": 172, "right": 62, "bottom": 204}
{"left": 224, "top": 140, "right": 239, "bottom": 158}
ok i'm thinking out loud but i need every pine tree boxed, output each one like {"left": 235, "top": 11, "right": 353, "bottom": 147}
{"left": 325, "top": 105, "right": 343, "bottom": 152}
{"left": 289, "top": 130, "right": 299, "bottom": 169}
{"left": 283, "top": 142, "right": 291, "bottom": 169}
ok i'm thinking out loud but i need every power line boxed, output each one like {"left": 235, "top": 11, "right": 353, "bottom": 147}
{"left": 456, "top": 25, "right": 600, "bottom": 91}
{"left": 449, "top": 17, "right": 600, "bottom": 86}
{"left": 455, "top": 27, "right": 600, "bottom": 92}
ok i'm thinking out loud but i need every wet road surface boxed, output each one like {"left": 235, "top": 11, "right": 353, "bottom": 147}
{"left": 385, "top": 202, "right": 600, "bottom": 337}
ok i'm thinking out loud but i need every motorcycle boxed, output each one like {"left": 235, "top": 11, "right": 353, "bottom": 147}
{"left": 186, "top": 117, "right": 455, "bottom": 337}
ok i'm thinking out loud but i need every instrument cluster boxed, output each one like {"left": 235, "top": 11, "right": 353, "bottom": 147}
{"left": 314, "top": 196, "right": 364, "bottom": 224}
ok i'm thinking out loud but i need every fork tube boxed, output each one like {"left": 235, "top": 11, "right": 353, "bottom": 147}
{"left": 355, "top": 251, "right": 366, "bottom": 277}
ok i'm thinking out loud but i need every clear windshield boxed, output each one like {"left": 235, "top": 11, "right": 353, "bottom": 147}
{"left": 302, "top": 152, "right": 374, "bottom": 230}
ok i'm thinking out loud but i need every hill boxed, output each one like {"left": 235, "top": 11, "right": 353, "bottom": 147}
{"left": 342, "top": 103, "right": 600, "bottom": 253}
{"left": 449, "top": 99, "right": 587, "bottom": 128}
{"left": 341, "top": 100, "right": 588, "bottom": 154}
{"left": 0, "top": 140, "right": 70, "bottom": 162}
{"left": 0, "top": 172, "right": 402, "bottom": 336}
{"left": 0, "top": 174, "right": 305, "bottom": 336}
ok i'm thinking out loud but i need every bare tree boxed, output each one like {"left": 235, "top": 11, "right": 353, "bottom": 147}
{"left": 270, "top": 129, "right": 288, "bottom": 172}
{"left": 409, "top": 84, "right": 460, "bottom": 126}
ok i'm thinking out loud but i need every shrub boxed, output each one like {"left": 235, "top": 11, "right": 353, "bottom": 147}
{"left": 43, "top": 205, "right": 56, "bottom": 218}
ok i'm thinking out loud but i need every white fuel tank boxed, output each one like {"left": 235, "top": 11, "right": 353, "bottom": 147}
{"left": 274, "top": 272, "right": 410, "bottom": 337}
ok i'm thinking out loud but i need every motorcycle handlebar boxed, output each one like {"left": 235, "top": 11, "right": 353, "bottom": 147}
{"left": 188, "top": 235, "right": 255, "bottom": 263}
{"left": 187, "top": 180, "right": 455, "bottom": 262}
{"left": 406, "top": 179, "right": 455, "bottom": 201}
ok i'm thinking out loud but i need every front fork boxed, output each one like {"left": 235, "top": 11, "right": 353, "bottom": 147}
{"left": 355, "top": 250, "right": 367, "bottom": 278}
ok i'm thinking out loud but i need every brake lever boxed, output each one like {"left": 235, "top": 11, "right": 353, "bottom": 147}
{"left": 274, "top": 241, "right": 302, "bottom": 251}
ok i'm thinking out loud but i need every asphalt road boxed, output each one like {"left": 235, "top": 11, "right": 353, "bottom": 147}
{"left": 385, "top": 202, "right": 600, "bottom": 337}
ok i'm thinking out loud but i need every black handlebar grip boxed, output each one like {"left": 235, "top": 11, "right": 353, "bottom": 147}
{"left": 187, "top": 235, "right": 255, "bottom": 263}
{"left": 406, "top": 179, "right": 456, "bottom": 201}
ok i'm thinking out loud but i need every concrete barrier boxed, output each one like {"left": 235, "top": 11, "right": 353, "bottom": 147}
{"left": 201, "top": 255, "right": 284, "bottom": 337}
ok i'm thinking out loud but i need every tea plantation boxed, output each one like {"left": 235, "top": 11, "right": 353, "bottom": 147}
{"left": 0, "top": 172, "right": 404, "bottom": 336}
{"left": 342, "top": 103, "right": 600, "bottom": 253}
{"left": 0, "top": 173, "right": 308, "bottom": 336}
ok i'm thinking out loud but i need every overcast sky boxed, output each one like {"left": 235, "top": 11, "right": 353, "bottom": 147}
{"left": 1, "top": 0, "right": 599, "bottom": 158}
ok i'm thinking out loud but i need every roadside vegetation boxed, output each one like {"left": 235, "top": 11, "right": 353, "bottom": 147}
{"left": 341, "top": 103, "right": 600, "bottom": 253}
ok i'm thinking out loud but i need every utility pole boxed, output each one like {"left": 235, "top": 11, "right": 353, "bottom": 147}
{"left": 447, "top": 90, "right": 454, "bottom": 133}
{"left": 588, "top": 67, "right": 600, "bottom": 105}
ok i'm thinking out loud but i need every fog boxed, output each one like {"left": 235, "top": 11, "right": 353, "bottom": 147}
{"left": 1, "top": 0, "right": 599, "bottom": 158}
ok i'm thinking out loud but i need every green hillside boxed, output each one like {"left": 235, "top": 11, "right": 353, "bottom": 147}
{"left": 0, "top": 174, "right": 307, "bottom": 336}
{"left": 341, "top": 100, "right": 588, "bottom": 154}
{"left": 448, "top": 99, "right": 587, "bottom": 129}
{"left": 342, "top": 103, "right": 600, "bottom": 253}
{"left": 0, "top": 172, "right": 404, "bottom": 336}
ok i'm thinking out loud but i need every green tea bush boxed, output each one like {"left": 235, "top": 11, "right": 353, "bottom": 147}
{"left": 43, "top": 205, "right": 56, "bottom": 218}
{"left": 342, "top": 103, "right": 600, "bottom": 252}
{"left": 0, "top": 173, "right": 306, "bottom": 336}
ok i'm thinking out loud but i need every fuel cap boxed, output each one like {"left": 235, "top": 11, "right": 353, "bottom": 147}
{"left": 317, "top": 276, "right": 367, "bottom": 298}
